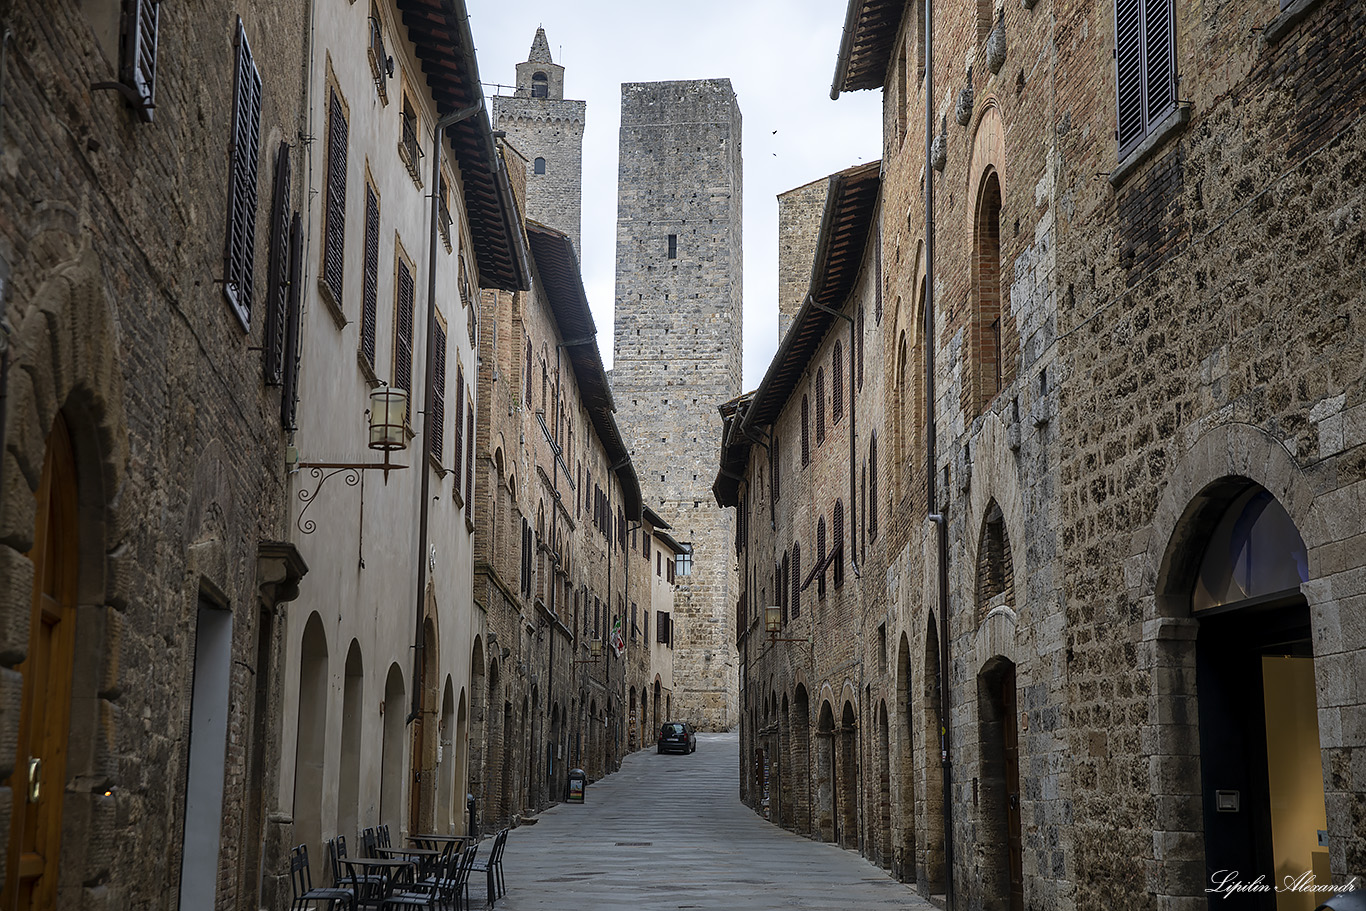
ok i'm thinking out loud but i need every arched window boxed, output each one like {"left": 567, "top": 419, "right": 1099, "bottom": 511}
{"left": 974, "top": 170, "right": 1003, "bottom": 414}
{"left": 975, "top": 499, "right": 1014, "bottom": 623}
{"left": 531, "top": 71, "right": 548, "bottom": 98}
{"left": 817, "top": 517, "right": 827, "bottom": 599}
{"left": 534, "top": 157, "right": 546, "bottom": 175}
{"left": 833, "top": 500, "right": 845, "bottom": 588}
{"left": 791, "top": 543, "right": 802, "bottom": 619}
{"left": 781, "top": 551, "right": 791, "bottom": 624}
{"left": 801, "top": 395, "right": 810, "bottom": 466}
{"left": 832, "top": 343, "right": 844, "bottom": 425}
{"left": 1193, "top": 486, "right": 1308, "bottom": 612}
{"left": 869, "top": 433, "right": 879, "bottom": 540}
{"left": 815, "top": 368, "right": 826, "bottom": 444}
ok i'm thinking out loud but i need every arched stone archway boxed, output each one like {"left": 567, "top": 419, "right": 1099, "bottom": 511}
{"left": 293, "top": 614, "right": 329, "bottom": 858}
{"left": 815, "top": 701, "right": 836, "bottom": 843}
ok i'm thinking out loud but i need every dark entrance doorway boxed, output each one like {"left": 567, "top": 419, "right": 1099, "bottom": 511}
{"left": 978, "top": 656, "right": 1022, "bottom": 911}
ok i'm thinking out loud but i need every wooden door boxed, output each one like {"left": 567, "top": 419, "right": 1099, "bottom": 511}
{"left": 1002, "top": 664, "right": 1023, "bottom": 911}
{"left": 3, "top": 416, "right": 79, "bottom": 911}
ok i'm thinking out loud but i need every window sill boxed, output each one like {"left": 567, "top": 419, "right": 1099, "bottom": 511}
{"left": 357, "top": 349, "right": 380, "bottom": 386}
{"left": 1109, "top": 105, "right": 1191, "bottom": 189}
{"left": 1262, "top": 0, "right": 1326, "bottom": 44}
{"left": 318, "top": 276, "right": 348, "bottom": 329}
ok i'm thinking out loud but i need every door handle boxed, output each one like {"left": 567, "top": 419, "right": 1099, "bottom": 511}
{"left": 27, "top": 757, "right": 41, "bottom": 802}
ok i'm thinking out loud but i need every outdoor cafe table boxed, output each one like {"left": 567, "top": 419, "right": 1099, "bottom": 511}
{"left": 376, "top": 846, "right": 443, "bottom": 877}
{"left": 408, "top": 833, "right": 470, "bottom": 849}
{"left": 341, "top": 857, "right": 416, "bottom": 899}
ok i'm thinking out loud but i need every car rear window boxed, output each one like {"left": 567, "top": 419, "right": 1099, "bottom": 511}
{"left": 662, "top": 723, "right": 685, "bottom": 734}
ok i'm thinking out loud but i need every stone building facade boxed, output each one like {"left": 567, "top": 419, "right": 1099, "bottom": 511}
{"left": 0, "top": 1, "right": 308, "bottom": 908}
{"left": 776, "top": 178, "right": 829, "bottom": 345}
{"left": 721, "top": 0, "right": 1366, "bottom": 907}
{"left": 613, "top": 79, "right": 743, "bottom": 731}
{"left": 491, "top": 29, "right": 586, "bottom": 256}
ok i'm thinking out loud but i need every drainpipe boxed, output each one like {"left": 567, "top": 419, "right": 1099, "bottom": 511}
{"left": 808, "top": 296, "right": 859, "bottom": 579}
{"left": 409, "top": 97, "right": 485, "bottom": 729}
{"left": 923, "top": 0, "right": 954, "bottom": 902}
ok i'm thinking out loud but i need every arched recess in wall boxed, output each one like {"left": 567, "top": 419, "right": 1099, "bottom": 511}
{"left": 780, "top": 694, "right": 794, "bottom": 829}
{"left": 294, "top": 614, "right": 329, "bottom": 857}
{"left": 339, "top": 640, "right": 364, "bottom": 841}
{"left": 877, "top": 700, "right": 892, "bottom": 870}
{"left": 838, "top": 701, "right": 859, "bottom": 849}
{"left": 967, "top": 102, "right": 1008, "bottom": 417}
{"left": 437, "top": 678, "right": 456, "bottom": 832}
{"left": 922, "top": 612, "right": 946, "bottom": 891}
{"left": 976, "top": 498, "right": 1016, "bottom": 624}
{"left": 895, "top": 633, "right": 917, "bottom": 882}
{"left": 896, "top": 330, "right": 911, "bottom": 501}
{"left": 411, "top": 612, "right": 440, "bottom": 833}
{"left": 815, "top": 700, "right": 836, "bottom": 843}
{"left": 455, "top": 687, "right": 469, "bottom": 834}
{"left": 380, "top": 663, "right": 406, "bottom": 831}
{"left": 468, "top": 636, "right": 486, "bottom": 823}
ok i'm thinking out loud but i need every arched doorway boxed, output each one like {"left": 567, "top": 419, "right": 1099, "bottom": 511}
{"left": 923, "top": 613, "right": 946, "bottom": 890}
{"left": 468, "top": 638, "right": 486, "bottom": 820}
{"left": 780, "top": 695, "right": 794, "bottom": 829}
{"left": 792, "top": 685, "right": 812, "bottom": 835}
{"left": 3, "top": 415, "right": 79, "bottom": 910}
{"left": 380, "top": 664, "right": 406, "bottom": 832}
{"left": 815, "top": 701, "right": 836, "bottom": 842}
{"left": 977, "top": 656, "right": 1022, "bottom": 911}
{"left": 838, "top": 701, "right": 859, "bottom": 849}
{"left": 878, "top": 700, "right": 893, "bottom": 870}
{"left": 454, "top": 688, "right": 468, "bottom": 835}
{"left": 436, "top": 679, "right": 455, "bottom": 832}
{"left": 1187, "top": 482, "right": 1323, "bottom": 908}
{"left": 896, "top": 632, "right": 917, "bottom": 881}
{"left": 293, "top": 614, "right": 329, "bottom": 858}
{"left": 410, "top": 615, "right": 439, "bottom": 833}
{"left": 339, "top": 641, "right": 364, "bottom": 840}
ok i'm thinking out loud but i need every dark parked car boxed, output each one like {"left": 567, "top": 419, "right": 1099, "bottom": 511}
{"left": 657, "top": 721, "right": 696, "bottom": 754}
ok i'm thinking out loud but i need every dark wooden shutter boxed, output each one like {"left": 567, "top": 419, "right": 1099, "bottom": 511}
{"left": 322, "top": 88, "right": 348, "bottom": 305}
{"left": 280, "top": 213, "right": 303, "bottom": 431}
{"left": 465, "top": 402, "right": 475, "bottom": 511}
{"left": 874, "top": 226, "right": 883, "bottom": 324}
{"left": 430, "top": 320, "right": 447, "bottom": 463}
{"left": 771, "top": 435, "right": 780, "bottom": 501}
{"left": 858, "top": 306, "right": 865, "bottom": 390}
{"left": 224, "top": 18, "right": 261, "bottom": 328}
{"left": 524, "top": 339, "right": 533, "bottom": 407}
{"left": 801, "top": 396, "right": 810, "bottom": 466}
{"left": 454, "top": 366, "right": 465, "bottom": 486}
{"left": 1143, "top": 0, "right": 1175, "bottom": 133}
{"left": 833, "top": 500, "right": 845, "bottom": 587}
{"left": 832, "top": 343, "right": 844, "bottom": 424}
{"left": 263, "top": 142, "right": 291, "bottom": 385}
{"left": 121, "top": 0, "right": 159, "bottom": 121}
{"left": 792, "top": 544, "right": 801, "bottom": 618}
{"left": 394, "top": 260, "right": 414, "bottom": 397}
{"left": 1114, "top": 0, "right": 1144, "bottom": 153}
{"left": 817, "top": 518, "right": 827, "bottom": 598}
{"left": 816, "top": 369, "right": 826, "bottom": 443}
{"left": 361, "top": 185, "right": 379, "bottom": 369}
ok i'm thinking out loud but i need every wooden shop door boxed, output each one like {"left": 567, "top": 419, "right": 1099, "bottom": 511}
{"left": 3, "top": 416, "right": 79, "bottom": 911}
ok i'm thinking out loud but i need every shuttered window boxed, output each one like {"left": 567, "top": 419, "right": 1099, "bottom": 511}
{"left": 121, "top": 0, "right": 159, "bottom": 120}
{"left": 858, "top": 306, "right": 865, "bottom": 391}
{"left": 430, "top": 319, "right": 447, "bottom": 463}
{"left": 771, "top": 434, "right": 780, "bottom": 502}
{"left": 833, "top": 500, "right": 845, "bottom": 588}
{"left": 801, "top": 395, "right": 810, "bottom": 466}
{"left": 393, "top": 258, "right": 414, "bottom": 399}
{"left": 817, "top": 517, "right": 827, "bottom": 598}
{"left": 321, "top": 87, "right": 348, "bottom": 308}
{"left": 832, "top": 343, "right": 844, "bottom": 424}
{"left": 280, "top": 214, "right": 303, "bottom": 430}
{"left": 874, "top": 226, "right": 883, "bottom": 324}
{"left": 524, "top": 338, "right": 533, "bottom": 408}
{"left": 454, "top": 366, "right": 465, "bottom": 489}
{"left": 224, "top": 18, "right": 261, "bottom": 330}
{"left": 360, "top": 184, "right": 380, "bottom": 370}
{"left": 815, "top": 369, "right": 826, "bottom": 444}
{"left": 1114, "top": 0, "right": 1176, "bottom": 158}
{"left": 263, "top": 142, "right": 291, "bottom": 385}
{"left": 791, "top": 544, "right": 801, "bottom": 619}
{"left": 870, "top": 433, "right": 879, "bottom": 540}
{"left": 465, "top": 398, "right": 475, "bottom": 514}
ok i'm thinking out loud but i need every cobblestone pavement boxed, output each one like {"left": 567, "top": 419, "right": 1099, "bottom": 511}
{"left": 478, "top": 731, "right": 937, "bottom": 910}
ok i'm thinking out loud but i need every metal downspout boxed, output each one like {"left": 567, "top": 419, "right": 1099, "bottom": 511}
{"left": 923, "top": 0, "right": 954, "bottom": 902}
{"left": 409, "top": 97, "right": 485, "bottom": 729}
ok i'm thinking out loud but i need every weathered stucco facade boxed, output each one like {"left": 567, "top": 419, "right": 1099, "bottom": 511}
{"left": 722, "top": 0, "right": 1366, "bottom": 908}
{"left": 614, "top": 79, "right": 743, "bottom": 731}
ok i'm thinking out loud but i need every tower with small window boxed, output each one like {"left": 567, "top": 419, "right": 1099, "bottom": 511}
{"left": 491, "top": 28, "right": 586, "bottom": 253}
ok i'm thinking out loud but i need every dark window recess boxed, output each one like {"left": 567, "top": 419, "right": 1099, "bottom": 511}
{"left": 874, "top": 225, "right": 883, "bottom": 324}
{"left": 438, "top": 174, "right": 452, "bottom": 247}
{"left": 832, "top": 343, "right": 844, "bottom": 424}
{"left": 667, "top": 234, "right": 677, "bottom": 259}
{"left": 656, "top": 611, "right": 672, "bottom": 645}
{"left": 534, "top": 157, "right": 546, "bottom": 175}
{"left": 781, "top": 552, "right": 790, "bottom": 624}
{"left": 791, "top": 543, "right": 801, "bottom": 619}
{"left": 531, "top": 71, "right": 548, "bottom": 98}
{"left": 95, "top": 0, "right": 159, "bottom": 120}
{"left": 465, "top": 402, "right": 475, "bottom": 513}
{"left": 280, "top": 214, "right": 303, "bottom": 431}
{"left": 394, "top": 259, "right": 415, "bottom": 398}
{"left": 263, "top": 142, "right": 291, "bottom": 385}
{"left": 360, "top": 185, "right": 380, "bottom": 369}
{"left": 817, "top": 517, "right": 827, "bottom": 598}
{"left": 1114, "top": 0, "right": 1176, "bottom": 158}
{"left": 801, "top": 395, "right": 810, "bottom": 466}
{"left": 223, "top": 18, "right": 262, "bottom": 329}
{"left": 833, "top": 501, "right": 845, "bottom": 588}
{"left": 321, "top": 87, "right": 348, "bottom": 308}
{"left": 524, "top": 338, "right": 533, "bottom": 408}
{"left": 454, "top": 366, "right": 465, "bottom": 488}
{"left": 429, "top": 320, "right": 447, "bottom": 463}
{"left": 870, "top": 433, "right": 879, "bottom": 540}
{"left": 816, "top": 369, "right": 826, "bottom": 444}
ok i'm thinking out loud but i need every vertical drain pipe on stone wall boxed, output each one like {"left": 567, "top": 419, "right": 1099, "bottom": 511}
{"left": 409, "top": 97, "right": 486, "bottom": 730}
{"left": 923, "top": 0, "right": 955, "bottom": 902}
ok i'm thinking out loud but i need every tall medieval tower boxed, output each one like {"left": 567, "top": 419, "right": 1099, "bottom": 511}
{"left": 613, "top": 80, "right": 742, "bottom": 730}
{"left": 491, "top": 28, "right": 585, "bottom": 253}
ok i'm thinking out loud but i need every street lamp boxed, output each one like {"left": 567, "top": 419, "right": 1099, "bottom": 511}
{"left": 293, "top": 385, "right": 410, "bottom": 534}
{"left": 575, "top": 638, "right": 603, "bottom": 664}
{"left": 765, "top": 606, "right": 807, "bottom": 644}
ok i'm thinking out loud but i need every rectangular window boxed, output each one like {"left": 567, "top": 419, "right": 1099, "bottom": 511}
{"left": 1114, "top": 0, "right": 1176, "bottom": 159}
{"left": 360, "top": 183, "right": 380, "bottom": 371}
{"left": 465, "top": 397, "right": 475, "bottom": 514}
{"left": 454, "top": 366, "right": 465, "bottom": 491}
{"left": 667, "top": 234, "right": 677, "bottom": 259}
{"left": 400, "top": 89, "right": 423, "bottom": 184}
{"left": 676, "top": 546, "right": 693, "bottom": 577}
{"left": 116, "top": 0, "right": 159, "bottom": 121}
{"left": 656, "top": 611, "right": 671, "bottom": 645}
{"left": 393, "top": 255, "right": 415, "bottom": 400}
{"left": 320, "top": 86, "right": 348, "bottom": 312}
{"left": 438, "top": 171, "right": 453, "bottom": 250}
{"left": 224, "top": 18, "right": 262, "bottom": 329}
{"left": 429, "top": 316, "right": 447, "bottom": 464}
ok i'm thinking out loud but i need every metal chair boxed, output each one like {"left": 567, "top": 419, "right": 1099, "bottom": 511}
{"left": 289, "top": 843, "right": 355, "bottom": 911}
{"left": 361, "top": 828, "right": 379, "bottom": 859}
{"left": 378, "top": 824, "right": 392, "bottom": 850}
{"left": 468, "top": 829, "right": 508, "bottom": 904}
{"left": 446, "top": 842, "right": 479, "bottom": 911}
{"left": 330, "top": 836, "right": 384, "bottom": 893}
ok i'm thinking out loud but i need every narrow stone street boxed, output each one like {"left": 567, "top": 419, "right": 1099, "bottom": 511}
{"left": 486, "top": 733, "right": 936, "bottom": 910}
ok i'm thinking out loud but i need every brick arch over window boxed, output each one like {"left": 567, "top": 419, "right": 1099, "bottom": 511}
{"left": 975, "top": 498, "right": 1015, "bottom": 623}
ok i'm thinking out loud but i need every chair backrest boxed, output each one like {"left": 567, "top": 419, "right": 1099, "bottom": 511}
{"left": 326, "top": 837, "right": 343, "bottom": 882}
{"left": 378, "top": 823, "right": 391, "bottom": 849}
{"left": 452, "top": 842, "right": 479, "bottom": 888}
{"left": 289, "top": 844, "right": 315, "bottom": 899}
{"left": 361, "top": 827, "right": 378, "bottom": 858}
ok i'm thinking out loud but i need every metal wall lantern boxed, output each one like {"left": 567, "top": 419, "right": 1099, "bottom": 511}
{"left": 294, "top": 385, "right": 410, "bottom": 534}
{"left": 765, "top": 606, "right": 808, "bottom": 644}
{"left": 575, "top": 638, "right": 604, "bottom": 664}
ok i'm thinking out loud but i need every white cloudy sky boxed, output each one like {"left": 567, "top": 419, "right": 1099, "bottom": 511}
{"left": 467, "top": 1, "right": 883, "bottom": 389}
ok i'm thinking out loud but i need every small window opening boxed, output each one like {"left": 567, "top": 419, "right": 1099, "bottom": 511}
{"left": 534, "top": 157, "right": 546, "bottom": 175}
{"left": 667, "top": 234, "right": 677, "bottom": 259}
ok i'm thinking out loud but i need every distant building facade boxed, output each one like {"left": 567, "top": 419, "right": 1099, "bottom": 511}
{"left": 613, "top": 79, "right": 743, "bottom": 731}
{"left": 721, "top": 0, "right": 1366, "bottom": 907}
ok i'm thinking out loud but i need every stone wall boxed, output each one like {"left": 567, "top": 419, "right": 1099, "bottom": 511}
{"left": 776, "top": 178, "right": 828, "bottom": 345}
{"left": 613, "top": 80, "right": 743, "bottom": 731}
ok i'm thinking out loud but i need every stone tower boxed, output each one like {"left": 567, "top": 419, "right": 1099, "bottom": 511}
{"left": 613, "top": 79, "right": 743, "bottom": 731}
{"left": 491, "top": 28, "right": 586, "bottom": 253}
